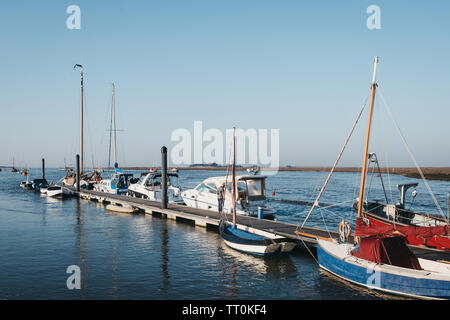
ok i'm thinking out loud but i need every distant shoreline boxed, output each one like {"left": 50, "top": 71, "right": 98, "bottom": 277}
{"left": 4, "top": 165, "right": 449, "bottom": 181}
{"left": 116, "top": 166, "right": 450, "bottom": 182}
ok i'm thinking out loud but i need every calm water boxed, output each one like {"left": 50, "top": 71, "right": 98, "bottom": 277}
{"left": 1, "top": 168, "right": 449, "bottom": 300}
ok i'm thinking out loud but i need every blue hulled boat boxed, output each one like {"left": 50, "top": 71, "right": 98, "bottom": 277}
{"left": 317, "top": 237, "right": 450, "bottom": 299}
{"left": 219, "top": 221, "right": 293, "bottom": 255}
{"left": 314, "top": 57, "right": 450, "bottom": 299}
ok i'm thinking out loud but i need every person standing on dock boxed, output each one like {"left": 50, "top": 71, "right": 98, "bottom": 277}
{"left": 217, "top": 183, "right": 225, "bottom": 213}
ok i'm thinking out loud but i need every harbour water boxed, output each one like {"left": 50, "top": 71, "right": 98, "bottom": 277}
{"left": 1, "top": 168, "right": 449, "bottom": 299}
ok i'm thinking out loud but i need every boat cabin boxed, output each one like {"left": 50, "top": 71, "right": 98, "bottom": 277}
{"left": 138, "top": 171, "right": 180, "bottom": 189}
{"left": 198, "top": 175, "right": 267, "bottom": 203}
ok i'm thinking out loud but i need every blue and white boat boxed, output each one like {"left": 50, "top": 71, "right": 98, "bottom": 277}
{"left": 317, "top": 237, "right": 450, "bottom": 299}
{"left": 93, "top": 165, "right": 133, "bottom": 195}
{"left": 220, "top": 221, "right": 286, "bottom": 255}
{"left": 313, "top": 57, "right": 450, "bottom": 299}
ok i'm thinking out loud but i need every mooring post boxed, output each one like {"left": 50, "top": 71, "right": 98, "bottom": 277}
{"left": 41, "top": 158, "right": 45, "bottom": 179}
{"left": 161, "top": 146, "right": 168, "bottom": 209}
{"left": 76, "top": 154, "right": 80, "bottom": 192}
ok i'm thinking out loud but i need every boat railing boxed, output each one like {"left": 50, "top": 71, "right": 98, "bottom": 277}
{"left": 364, "top": 201, "right": 447, "bottom": 226}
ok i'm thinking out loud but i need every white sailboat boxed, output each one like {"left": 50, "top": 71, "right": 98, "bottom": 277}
{"left": 93, "top": 83, "right": 134, "bottom": 194}
{"left": 63, "top": 64, "right": 103, "bottom": 189}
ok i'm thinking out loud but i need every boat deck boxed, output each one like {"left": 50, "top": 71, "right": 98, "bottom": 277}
{"left": 65, "top": 186, "right": 450, "bottom": 262}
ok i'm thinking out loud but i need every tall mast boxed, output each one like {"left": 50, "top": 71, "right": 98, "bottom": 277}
{"left": 107, "top": 83, "right": 117, "bottom": 168}
{"left": 112, "top": 83, "right": 117, "bottom": 165}
{"left": 232, "top": 127, "right": 237, "bottom": 227}
{"left": 73, "top": 64, "right": 84, "bottom": 173}
{"left": 357, "top": 56, "right": 379, "bottom": 218}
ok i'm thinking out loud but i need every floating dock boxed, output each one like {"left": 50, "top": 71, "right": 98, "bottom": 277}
{"left": 65, "top": 186, "right": 450, "bottom": 262}
{"left": 65, "top": 186, "right": 331, "bottom": 243}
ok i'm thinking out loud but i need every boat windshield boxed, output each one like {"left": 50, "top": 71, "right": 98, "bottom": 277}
{"left": 146, "top": 175, "right": 161, "bottom": 187}
{"left": 112, "top": 174, "right": 132, "bottom": 186}
{"left": 195, "top": 183, "right": 216, "bottom": 194}
{"left": 246, "top": 179, "right": 264, "bottom": 197}
{"left": 145, "top": 174, "right": 177, "bottom": 187}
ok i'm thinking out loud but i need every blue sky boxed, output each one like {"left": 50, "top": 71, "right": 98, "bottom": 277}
{"left": 1, "top": 1, "right": 449, "bottom": 168}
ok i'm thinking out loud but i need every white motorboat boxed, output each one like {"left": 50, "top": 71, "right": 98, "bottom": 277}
{"left": 47, "top": 185, "right": 71, "bottom": 198}
{"left": 93, "top": 168, "right": 134, "bottom": 195}
{"left": 127, "top": 170, "right": 184, "bottom": 204}
{"left": 182, "top": 175, "right": 275, "bottom": 219}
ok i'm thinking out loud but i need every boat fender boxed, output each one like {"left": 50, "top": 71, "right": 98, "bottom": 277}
{"left": 339, "top": 220, "right": 351, "bottom": 242}
{"left": 362, "top": 217, "right": 370, "bottom": 226}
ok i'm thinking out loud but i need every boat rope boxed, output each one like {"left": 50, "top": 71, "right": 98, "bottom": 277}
{"left": 318, "top": 207, "right": 333, "bottom": 239}
{"left": 289, "top": 199, "right": 354, "bottom": 218}
{"left": 378, "top": 89, "right": 448, "bottom": 223}
{"left": 268, "top": 197, "right": 330, "bottom": 207}
{"left": 297, "top": 99, "right": 367, "bottom": 231}
{"left": 320, "top": 204, "right": 356, "bottom": 221}
{"left": 377, "top": 102, "right": 394, "bottom": 204}
{"left": 298, "top": 236, "right": 320, "bottom": 265}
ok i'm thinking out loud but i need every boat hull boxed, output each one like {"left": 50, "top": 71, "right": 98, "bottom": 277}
{"left": 365, "top": 213, "right": 450, "bottom": 252}
{"left": 47, "top": 187, "right": 71, "bottom": 198}
{"left": 182, "top": 193, "right": 274, "bottom": 219}
{"left": 128, "top": 188, "right": 185, "bottom": 205}
{"left": 220, "top": 223, "right": 282, "bottom": 255}
{"left": 317, "top": 240, "right": 450, "bottom": 299}
{"left": 106, "top": 204, "right": 138, "bottom": 214}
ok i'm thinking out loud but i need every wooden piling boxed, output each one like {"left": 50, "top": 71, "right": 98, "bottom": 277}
{"left": 41, "top": 158, "right": 45, "bottom": 179}
{"left": 161, "top": 146, "right": 168, "bottom": 209}
{"left": 76, "top": 154, "right": 80, "bottom": 192}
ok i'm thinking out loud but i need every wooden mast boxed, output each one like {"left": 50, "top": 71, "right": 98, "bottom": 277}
{"left": 357, "top": 56, "right": 379, "bottom": 218}
{"left": 232, "top": 127, "right": 237, "bottom": 227}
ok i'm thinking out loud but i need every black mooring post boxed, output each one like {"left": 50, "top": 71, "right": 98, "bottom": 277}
{"left": 76, "top": 154, "right": 80, "bottom": 192}
{"left": 41, "top": 158, "right": 45, "bottom": 179}
{"left": 161, "top": 146, "right": 168, "bottom": 209}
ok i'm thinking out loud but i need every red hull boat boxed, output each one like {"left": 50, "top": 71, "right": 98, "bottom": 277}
{"left": 358, "top": 201, "right": 450, "bottom": 251}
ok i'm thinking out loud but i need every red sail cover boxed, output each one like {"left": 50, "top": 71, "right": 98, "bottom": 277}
{"left": 351, "top": 235, "right": 422, "bottom": 270}
{"left": 354, "top": 217, "right": 449, "bottom": 238}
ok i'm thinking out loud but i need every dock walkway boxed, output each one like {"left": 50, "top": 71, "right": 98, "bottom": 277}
{"left": 65, "top": 186, "right": 450, "bottom": 261}
{"left": 66, "top": 186, "right": 336, "bottom": 243}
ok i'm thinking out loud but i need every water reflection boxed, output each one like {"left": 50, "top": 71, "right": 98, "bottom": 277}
{"left": 75, "top": 198, "right": 87, "bottom": 297}
{"left": 217, "top": 242, "right": 298, "bottom": 298}
{"left": 110, "top": 232, "right": 119, "bottom": 298}
{"left": 159, "top": 221, "right": 170, "bottom": 294}
{"left": 219, "top": 243, "right": 297, "bottom": 276}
